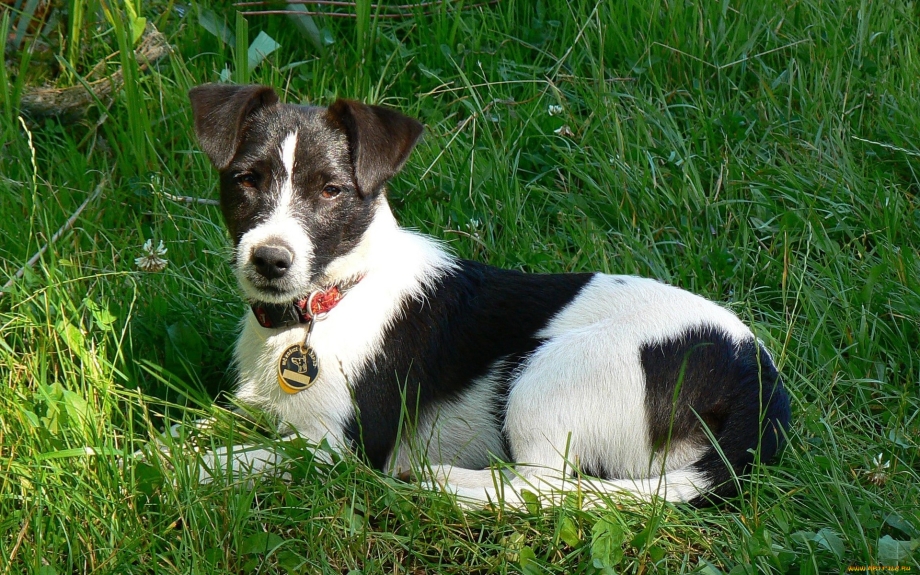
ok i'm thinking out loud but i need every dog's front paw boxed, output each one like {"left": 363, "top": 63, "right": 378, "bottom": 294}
{"left": 197, "top": 444, "right": 290, "bottom": 484}
{"left": 125, "top": 421, "right": 198, "bottom": 471}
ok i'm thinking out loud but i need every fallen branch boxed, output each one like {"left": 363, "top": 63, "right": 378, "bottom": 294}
{"left": 161, "top": 192, "right": 220, "bottom": 206}
{"left": 19, "top": 23, "right": 170, "bottom": 119}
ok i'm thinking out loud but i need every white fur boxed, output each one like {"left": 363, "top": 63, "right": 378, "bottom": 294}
{"left": 234, "top": 132, "right": 315, "bottom": 304}
{"left": 213, "top": 201, "right": 457, "bottom": 480}
{"left": 430, "top": 467, "right": 708, "bottom": 507}
{"left": 387, "top": 369, "right": 510, "bottom": 476}
{"left": 279, "top": 131, "right": 298, "bottom": 206}
{"left": 504, "top": 275, "right": 749, "bottom": 479}
{"left": 198, "top": 444, "right": 287, "bottom": 480}
{"left": 204, "top": 201, "right": 758, "bottom": 506}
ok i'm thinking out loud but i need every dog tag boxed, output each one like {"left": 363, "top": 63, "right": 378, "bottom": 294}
{"left": 277, "top": 344, "right": 320, "bottom": 394}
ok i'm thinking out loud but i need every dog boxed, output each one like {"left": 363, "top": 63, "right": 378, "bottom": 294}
{"left": 187, "top": 83, "right": 790, "bottom": 506}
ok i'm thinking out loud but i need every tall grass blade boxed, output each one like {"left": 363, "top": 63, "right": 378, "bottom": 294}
{"left": 11, "top": 0, "right": 39, "bottom": 50}
{"left": 234, "top": 11, "right": 250, "bottom": 84}
{"left": 284, "top": 3, "right": 325, "bottom": 51}
{"left": 355, "top": 0, "right": 370, "bottom": 58}
{"left": 247, "top": 31, "right": 280, "bottom": 70}
{"left": 0, "top": 11, "right": 12, "bottom": 123}
{"left": 67, "top": 0, "right": 86, "bottom": 77}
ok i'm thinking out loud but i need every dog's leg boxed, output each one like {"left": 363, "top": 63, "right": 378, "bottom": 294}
{"left": 424, "top": 464, "right": 511, "bottom": 488}
{"left": 421, "top": 464, "right": 575, "bottom": 507}
{"left": 426, "top": 463, "right": 706, "bottom": 508}
{"left": 142, "top": 410, "right": 294, "bottom": 483}
{"left": 197, "top": 442, "right": 290, "bottom": 483}
{"left": 196, "top": 426, "right": 342, "bottom": 484}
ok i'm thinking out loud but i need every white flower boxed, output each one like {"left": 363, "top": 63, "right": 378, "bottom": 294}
{"left": 554, "top": 125, "right": 575, "bottom": 137}
{"left": 865, "top": 452, "right": 891, "bottom": 486}
{"left": 135, "top": 239, "right": 168, "bottom": 272}
{"left": 548, "top": 104, "right": 563, "bottom": 116}
{"left": 872, "top": 453, "right": 890, "bottom": 469}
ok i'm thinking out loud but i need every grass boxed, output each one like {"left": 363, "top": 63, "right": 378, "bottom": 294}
{"left": 1, "top": 0, "right": 919, "bottom": 572}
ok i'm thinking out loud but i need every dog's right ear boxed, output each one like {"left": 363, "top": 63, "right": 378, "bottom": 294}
{"left": 188, "top": 84, "right": 280, "bottom": 169}
{"left": 326, "top": 99, "right": 424, "bottom": 197}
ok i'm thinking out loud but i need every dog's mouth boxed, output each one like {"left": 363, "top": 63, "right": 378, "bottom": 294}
{"left": 249, "top": 286, "right": 310, "bottom": 306}
{"left": 234, "top": 243, "right": 354, "bottom": 307}
{"left": 237, "top": 270, "right": 309, "bottom": 305}
{"left": 248, "top": 280, "right": 293, "bottom": 297}
{"left": 241, "top": 262, "right": 346, "bottom": 302}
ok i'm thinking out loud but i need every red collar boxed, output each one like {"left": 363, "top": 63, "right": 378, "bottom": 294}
{"left": 251, "top": 278, "right": 362, "bottom": 329}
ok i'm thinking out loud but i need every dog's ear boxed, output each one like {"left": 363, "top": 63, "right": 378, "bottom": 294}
{"left": 326, "top": 99, "right": 424, "bottom": 197}
{"left": 189, "top": 84, "right": 280, "bottom": 169}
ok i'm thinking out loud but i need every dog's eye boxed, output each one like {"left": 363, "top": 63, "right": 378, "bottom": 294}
{"left": 321, "top": 185, "right": 342, "bottom": 199}
{"left": 235, "top": 173, "right": 259, "bottom": 189}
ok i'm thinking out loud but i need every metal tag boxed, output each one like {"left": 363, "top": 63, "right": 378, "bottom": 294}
{"left": 277, "top": 344, "right": 320, "bottom": 394}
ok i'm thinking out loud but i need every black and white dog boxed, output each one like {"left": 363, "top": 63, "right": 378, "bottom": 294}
{"left": 188, "top": 84, "right": 790, "bottom": 506}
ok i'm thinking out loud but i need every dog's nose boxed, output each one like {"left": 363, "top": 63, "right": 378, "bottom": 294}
{"left": 251, "top": 245, "right": 293, "bottom": 279}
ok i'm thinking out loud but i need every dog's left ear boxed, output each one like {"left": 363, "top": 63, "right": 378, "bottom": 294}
{"left": 327, "top": 100, "right": 424, "bottom": 197}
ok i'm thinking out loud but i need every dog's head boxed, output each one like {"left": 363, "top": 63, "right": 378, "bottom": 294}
{"left": 189, "top": 84, "right": 423, "bottom": 303}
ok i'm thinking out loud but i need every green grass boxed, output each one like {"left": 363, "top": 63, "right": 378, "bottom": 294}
{"left": 1, "top": 0, "right": 919, "bottom": 572}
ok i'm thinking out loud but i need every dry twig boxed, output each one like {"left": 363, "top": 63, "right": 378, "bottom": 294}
{"left": 0, "top": 178, "right": 106, "bottom": 298}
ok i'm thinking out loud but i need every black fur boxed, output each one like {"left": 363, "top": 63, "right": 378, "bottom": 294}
{"left": 344, "top": 261, "right": 593, "bottom": 469}
{"left": 326, "top": 99, "right": 424, "bottom": 197}
{"left": 189, "top": 84, "right": 279, "bottom": 169}
{"left": 640, "top": 326, "right": 790, "bottom": 503}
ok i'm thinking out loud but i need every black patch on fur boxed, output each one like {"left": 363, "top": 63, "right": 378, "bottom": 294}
{"left": 578, "top": 461, "right": 611, "bottom": 481}
{"left": 344, "top": 262, "right": 594, "bottom": 470}
{"left": 639, "top": 325, "right": 790, "bottom": 504}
